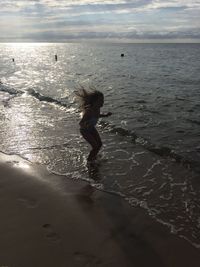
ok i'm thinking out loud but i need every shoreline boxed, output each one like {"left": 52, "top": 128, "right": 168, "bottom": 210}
{"left": 0, "top": 152, "right": 200, "bottom": 267}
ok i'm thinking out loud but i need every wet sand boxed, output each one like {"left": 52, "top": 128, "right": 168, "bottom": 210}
{"left": 0, "top": 152, "right": 200, "bottom": 267}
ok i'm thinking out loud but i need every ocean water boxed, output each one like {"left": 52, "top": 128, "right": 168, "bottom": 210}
{"left": 0, "top": 42, "right": 200, "bottom": 248}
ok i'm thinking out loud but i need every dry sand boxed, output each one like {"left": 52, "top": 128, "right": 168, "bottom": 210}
{"left": 0, "top": 152, "right": 200, "bottom": 267}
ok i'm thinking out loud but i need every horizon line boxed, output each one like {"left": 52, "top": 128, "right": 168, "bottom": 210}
{"left": 1, "top": 38, "right": 200, "bottom": 44}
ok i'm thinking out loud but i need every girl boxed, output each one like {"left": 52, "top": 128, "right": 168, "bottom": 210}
{"left": 75, "top": 87, "right": 112, "bottom": 162}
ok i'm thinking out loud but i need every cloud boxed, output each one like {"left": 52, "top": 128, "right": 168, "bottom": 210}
{"left": 0, "top": 0, "right": 200, "bottom": 42}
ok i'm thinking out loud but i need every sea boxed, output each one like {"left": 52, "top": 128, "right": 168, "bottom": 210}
{"left": 0, "top": 42, "right": 200, "bottom": 248}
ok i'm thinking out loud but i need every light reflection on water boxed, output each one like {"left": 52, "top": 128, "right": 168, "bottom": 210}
{"left": 5, "top": 98, "right": 34, "bottom": 159}
{"left": 0, "top": 91, "right": 200, "bottom": 249}
{"left": 13, "top": 161, "right": 30, "bottom": 170}
{"left": 0, "top": 43, "right": 200, "bottom": 248}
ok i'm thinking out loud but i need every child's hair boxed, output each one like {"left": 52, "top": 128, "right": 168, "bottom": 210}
{"left": 75, "top": 86, "right": 103, "bottom": 110}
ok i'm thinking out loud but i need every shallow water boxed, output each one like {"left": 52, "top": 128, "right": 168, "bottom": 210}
{"left": 0, "top": 42, "right": 200, "bottom": 248}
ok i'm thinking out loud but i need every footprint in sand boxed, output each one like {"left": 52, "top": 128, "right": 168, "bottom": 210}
{"left": 18, "top": 197, "right": 38, "bottom": 208}
{"left": 73, "top": 251, "right": 102, "bottom": 266}
{"left": 42, "top": 223, "right": 61, "bottom": 242}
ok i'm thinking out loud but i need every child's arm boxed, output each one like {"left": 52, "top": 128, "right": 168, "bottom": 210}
{"left": 99, "top": 112, "right": 112, "bottom": 118}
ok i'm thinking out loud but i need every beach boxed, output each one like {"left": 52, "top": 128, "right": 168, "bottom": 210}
{"left": 0, "top": 42, "right": 200, "bottom": 266}
{"left": 0, "top": 152, "right": 200, "bottom": 267}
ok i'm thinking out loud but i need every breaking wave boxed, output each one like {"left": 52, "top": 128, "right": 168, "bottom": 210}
{"left": 99, "top": 121, "right": 200, "bottom": 174}
{"left": 27, "top": 88, "right": 73, "bottom": 109}
{"left": 0, "top": 83, "right": 22, "bottom": 95}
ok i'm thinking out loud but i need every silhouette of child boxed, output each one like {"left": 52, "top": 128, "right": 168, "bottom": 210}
{"left": 75, "top": 87, "right": 112, "bottom": 162}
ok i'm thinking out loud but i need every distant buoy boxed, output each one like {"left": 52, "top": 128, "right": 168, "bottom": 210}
{"left": 121, "top": 53, "right": 124, "bottom": 57}
{"left": 55, "top": 55, "right": 58, "bottom": 61}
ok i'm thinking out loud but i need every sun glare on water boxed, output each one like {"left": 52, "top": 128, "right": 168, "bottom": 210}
{"left": 13, "top": 161, "right": 30, "bottom": 170}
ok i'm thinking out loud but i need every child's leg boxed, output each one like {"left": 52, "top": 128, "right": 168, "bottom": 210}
{"left": 91, "top": 128, "right": 102, "bottom": 152}
{"left": 88, "top": 128, "right": 102, "bottom": 160}
{"left": 80, "top": 128, "right": 102, "bottom": 161}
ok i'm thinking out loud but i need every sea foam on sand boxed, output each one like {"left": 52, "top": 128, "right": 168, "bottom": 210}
{"left": 0, "top": 152, "right": 200, "bottom": 267}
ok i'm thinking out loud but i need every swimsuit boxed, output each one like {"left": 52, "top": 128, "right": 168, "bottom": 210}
{"left": 80, "top": 117, "right": 98, "bottom": 133}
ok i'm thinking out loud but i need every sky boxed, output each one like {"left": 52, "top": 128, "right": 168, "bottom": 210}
{"left": 0, "top": 0, "right": 200, "bottom": 42}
